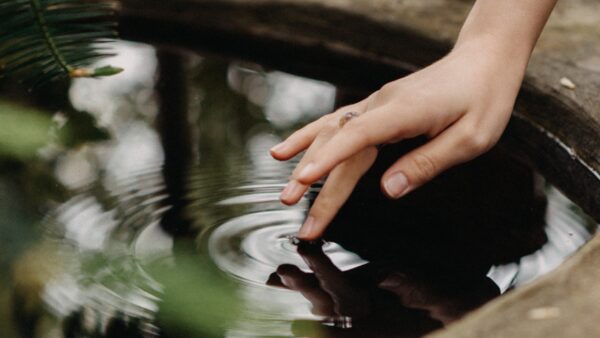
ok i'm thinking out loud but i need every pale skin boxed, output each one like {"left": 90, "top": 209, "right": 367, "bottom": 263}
{"left": 271, "top": 0, "right": 558, "bottom": 240}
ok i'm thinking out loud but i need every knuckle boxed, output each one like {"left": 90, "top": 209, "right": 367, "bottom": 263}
{"left": 410, "top": 152, "right": 438, "bottom": 181}
{"left": 459, "top": 120, "right": 493, "bottom": 153}
{"left": 321, "top": 119, "right": 339, "bottom": 135}
{"left": 461, "top": 126, "right": 495, "bottom": 154}
{"left": 379, "top": 81, "right": 397, "bottom": 95}
{"left": 460, "top": 119, "right": 480, "bottom": 138}
{"left": 376, "top": 80, "right": 418, "bottom": 103}
{"left": 373, "top": 83, "right": 394, "bottom": 101}
{"left": 377, "top": 82, "right": 393, "bottom": 96}
{"left": 469, "top": 133, "right": 495, "bottom": 153}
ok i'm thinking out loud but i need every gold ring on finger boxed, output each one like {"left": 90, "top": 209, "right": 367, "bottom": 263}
{"left": 338, "top": 111, "right": 360, "bottom": 128}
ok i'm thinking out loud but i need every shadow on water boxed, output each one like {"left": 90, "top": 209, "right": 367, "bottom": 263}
{"left": 0, "top": 41, "right": 596, "bottom": 337}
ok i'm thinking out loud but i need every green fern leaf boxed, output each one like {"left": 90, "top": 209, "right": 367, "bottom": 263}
{"left": 0, "top": 0, "right": 123, "bottom": 86}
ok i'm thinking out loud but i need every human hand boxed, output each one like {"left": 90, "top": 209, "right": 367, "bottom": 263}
{"left": 271, "top": 37, "right": 528, "bottom": 240}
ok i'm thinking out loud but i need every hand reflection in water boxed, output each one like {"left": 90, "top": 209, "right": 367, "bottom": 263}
{"left": 268, "top": 243, "right": 499, "bottom": 337}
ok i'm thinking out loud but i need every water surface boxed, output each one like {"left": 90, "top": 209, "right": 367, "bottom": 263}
{"left": 0, "top": 41, "right": 596, "bottom": 337}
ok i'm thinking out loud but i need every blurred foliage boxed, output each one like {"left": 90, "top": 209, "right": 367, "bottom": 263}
{"left": 0, "top": 176, "right": 45, "bottom": 338}
{"left": 0, "top": 98, "right": 110, "bottom": 300}
{"left": 0, "top": 99, "right": 110, "bottom": 160}
{"left": 0, "top": 101, "right": 111, "bottom": 317}
{"left": 152, "top": 254, "right": 243, "bottom": 338}
{"left": 0, "top": 101, "right": 53, "bottom": 159}
{"left": 0, "top": 101, "right": 62, "bottom": 278}
{"left": 0, "top": 284, "right": 20, "bottom": 338}
{"left": 52, "top": 252, "right": 244, "bottom": 337}
{"left": 0, "top": 180, "right": 38, "bottom": 271}
{"left": 0, "top": 0, "right": 122, "bottom": 86}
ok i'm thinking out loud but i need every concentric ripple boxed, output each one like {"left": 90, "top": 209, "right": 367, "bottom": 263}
{"left": 190, "top": 140, "right": 369, "bottom": 286}
{"left": 208, "top": 211, "right": 367, "bottom": 285}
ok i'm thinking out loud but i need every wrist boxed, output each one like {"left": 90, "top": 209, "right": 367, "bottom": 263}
{"left": 450, "top": 34, "right": 531, "bottom": 77}
{"left": 453, "top": 0, "right": 557, "bottom": 71}
{"left": 441, "top": 35, "right": 530, "bottom": 107}
{"left": 455, "top": 32, "right": 532, "bottom": 65}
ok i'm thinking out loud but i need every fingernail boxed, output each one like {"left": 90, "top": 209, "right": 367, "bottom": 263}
{"left": 298, "top": 216, "right": 316, "bottom": 239}
{"left": 280, "top": 180, "right": 300, "bottom": 202}
{"left": 298, "top": 163, "right": 316, "bottom": 179}
{"left": 384, "top": 172, "right": 409, "bottom": 198}
{"left": 270, "top": 142, "right": 286, "bottom": 154}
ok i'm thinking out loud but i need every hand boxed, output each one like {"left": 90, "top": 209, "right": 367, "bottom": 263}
{"left": 271, "top": 37, "right": 527, "bottom": 240}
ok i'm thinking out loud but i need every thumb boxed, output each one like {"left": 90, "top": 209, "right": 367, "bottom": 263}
{"left": 381, "top": 121, "right": 494, "bottom": 198}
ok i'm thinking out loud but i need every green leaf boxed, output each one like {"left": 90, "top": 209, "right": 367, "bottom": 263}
{"left": 68, "top": 65, "right": 123, "bottom": 78}
{"left": 91, "top": 65, "right": 123, "bottom": 77}
{"left": 0, "top": 0, "right": 123, "bottom": 85}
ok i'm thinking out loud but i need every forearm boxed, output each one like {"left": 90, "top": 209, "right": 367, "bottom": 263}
{"left": 455, "top": 0, "right": 557, "bottom": 67}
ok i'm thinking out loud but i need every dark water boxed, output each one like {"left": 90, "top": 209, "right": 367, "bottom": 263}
{"left": 0, "top": 41, "right": 597, "bottom": 337}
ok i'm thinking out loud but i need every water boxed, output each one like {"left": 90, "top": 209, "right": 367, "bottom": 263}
{"left": 0, "top": 41, "right": 597, "bottom": 337}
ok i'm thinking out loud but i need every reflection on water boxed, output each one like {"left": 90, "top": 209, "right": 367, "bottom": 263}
{"left": 0, "top": 41, "right": 597, "bottom": 337}
{"left": 227, "top": 64, "right": 336, "bottom": 128}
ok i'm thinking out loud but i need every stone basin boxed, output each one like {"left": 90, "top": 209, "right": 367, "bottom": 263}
{"left": 117, "top": 1, "right": 600, "bottom": 336}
